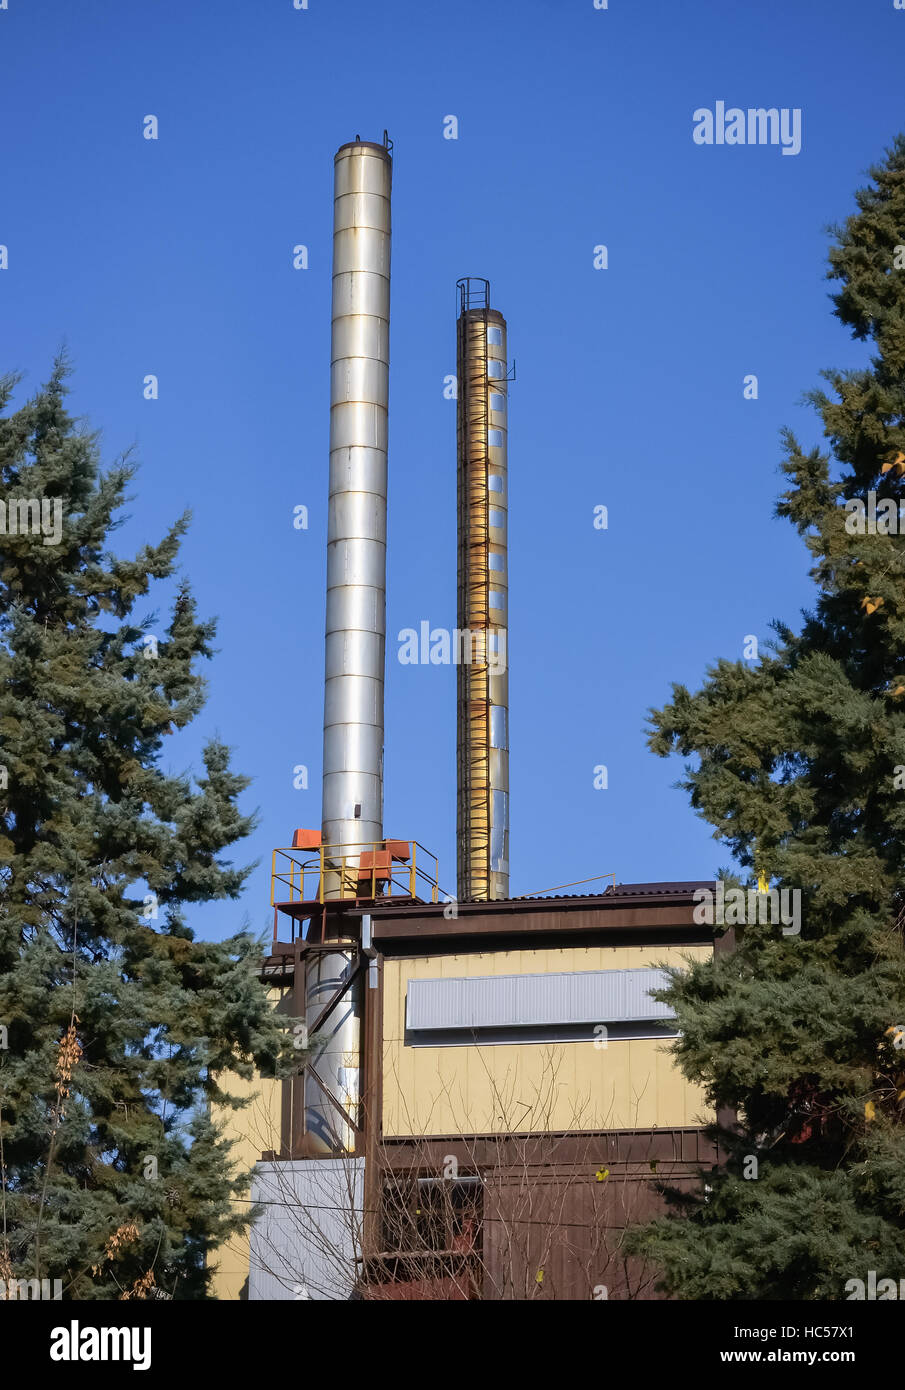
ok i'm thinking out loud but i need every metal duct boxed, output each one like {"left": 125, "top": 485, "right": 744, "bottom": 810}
{"left": 322, "top": 137, "right": 392, "bottom": 876}
{"left": 304, "top": 949, "right": 361, "bottom": 1155}
{"left": 456, "top": 278, "right": 509, "bottom": 901}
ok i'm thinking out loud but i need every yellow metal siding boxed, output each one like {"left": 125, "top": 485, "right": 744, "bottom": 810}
{"left": 382, "top": 945, "right": 711, "bottom": 1137}
{"left": 208, "top": 986, "right": 289, "bottom": 1301}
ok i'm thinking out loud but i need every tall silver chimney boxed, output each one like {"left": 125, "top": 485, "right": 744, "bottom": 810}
{"left": 305, "top": 137, "right": 392, "bottom": 1156}
{"left": 322, "top": 136, "right": 392, "bottom": 871}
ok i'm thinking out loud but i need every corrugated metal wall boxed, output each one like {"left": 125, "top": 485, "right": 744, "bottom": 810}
{"left": 248, "top": 1158, "right": 365, "bottom": 1301}
{"left": 406, "top": 968, "right": 675, "bottom": 1031}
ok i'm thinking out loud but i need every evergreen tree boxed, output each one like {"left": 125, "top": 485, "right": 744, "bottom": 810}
{"left": 627, "top": 138, "right": 905, "bottom": 1299}
{"left": 0, "top": 360, "right": 288, "bottom": 1299}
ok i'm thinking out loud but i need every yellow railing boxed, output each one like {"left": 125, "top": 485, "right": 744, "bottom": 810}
{"left": 270, "top": 839, "right": 444, "bottom": 907}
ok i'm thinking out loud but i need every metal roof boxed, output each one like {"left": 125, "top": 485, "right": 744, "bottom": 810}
{"left": 607, "top": 880, "right": 715, "bottom": 897}
{"left": 465, "top": 881, "right": 715, "bottom": 905}
{"left": 365, "top": 881, "right": 717, "bottom": 916}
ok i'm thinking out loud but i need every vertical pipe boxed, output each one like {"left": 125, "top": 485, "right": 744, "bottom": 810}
{"left": 322, "top": 139, "right": 392, "bottom": 873}
{"left": 308, "top": 137, "right": 391, "bottom": 1154}
{"left": 456, "top": 279, "right": 510, "bottom": 901}
{"left": 304, "top": 949, "right": 360, "bottom": 1155}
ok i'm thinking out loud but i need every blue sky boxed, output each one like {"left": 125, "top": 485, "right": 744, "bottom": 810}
{"left": 2, "top": 0, "right": 903, "bottom": 943}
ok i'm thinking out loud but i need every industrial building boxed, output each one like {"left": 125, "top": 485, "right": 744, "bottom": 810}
{"left": 210, "top": 135, "right": 725, "bottom": 1301}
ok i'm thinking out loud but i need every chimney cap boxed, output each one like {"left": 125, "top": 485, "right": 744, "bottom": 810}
{"left": 335, "top": 134, "right": 393, "bottom": 161}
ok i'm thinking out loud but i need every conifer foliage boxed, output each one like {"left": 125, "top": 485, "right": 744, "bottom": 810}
{"left": 628, "top": 138, "right": 905, "bottom": 1298}
{"left": 0, "top": 361, "right": 286, "bottom": 1299}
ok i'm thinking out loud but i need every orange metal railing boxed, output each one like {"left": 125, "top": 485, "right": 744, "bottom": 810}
{"left": 270, "top": 839, "right": 445, "bottom": 908}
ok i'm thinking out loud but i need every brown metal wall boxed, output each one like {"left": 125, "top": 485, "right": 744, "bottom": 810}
{"left": 368, "top": 1128, "right": 718, "bottom": 1301}
{"left": 482, "top": 1162, "right": 701, "bottom": 1301}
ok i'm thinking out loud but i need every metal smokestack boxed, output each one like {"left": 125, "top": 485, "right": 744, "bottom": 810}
{"left": 322, "top": 136, "right": 392, "bottom": 870}
{"left": 306, "top": 136, "right": 392, "bottom": 1156}
{"left": 456, "top": 278, "right": 509, "bottom": 901}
